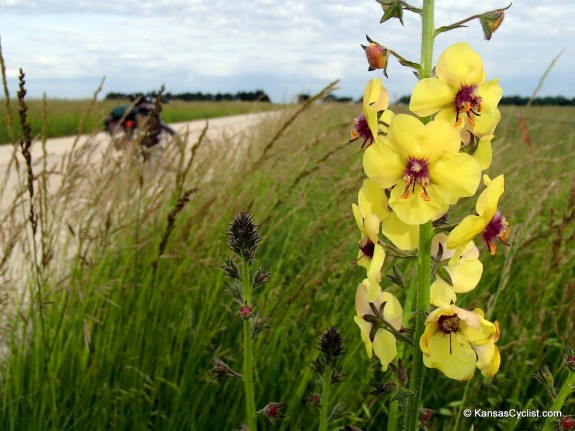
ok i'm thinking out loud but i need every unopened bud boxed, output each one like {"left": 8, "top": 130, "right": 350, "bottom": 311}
{"left": 252, "top": 310, "right": 271, "bottom": 339}
{"left": 210, "top": 356, "right": 243, "bottom": 382}
{"left": 307, "top": 392, "right": 321, "bottom": 408}
{"left": 419, "top": 408, "right": 434, "bottom": 424}
{"left": 257, "top": 402, "right": 286, "bottom": 423}
{"left": 222, "top": 258, "right": 241, "bottom": 280}
{"left": 534, "top": 365, "right": 557, "bottom": 398}
{"left": 480, "top": 4, "right": 510, "bottom": 40}
{"left": 564, "top": 348, "right": 575, "bottom": 370}
{"left": 389, "top": 358, "right": 407, "bottom": 385}
{"left": 237, "top": 303, "right": 254, "bottom": 320}
{"left": 368, "top": 380, "right": 397, "bottom": 407}
{"left": 561, "top": 416, "right": 575, "bottom": 430}
{"left": 377, "top": 0, "right": 404, "bottom": 25}
{"left": 252, "top": 266, "right": 271, "bottom": 291}
{"left": 362, "top": 35, "right": 389, "bottom": 77}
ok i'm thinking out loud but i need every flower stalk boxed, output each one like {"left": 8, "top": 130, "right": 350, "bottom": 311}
{"left": 319, "top": 369, "right": 331, "bottom": 431}
{"left": 404, "top": 0, "right": 434, "bottom": 429}
{"left": 542, "top": 370, "right": 575, "bottom": 431}
{"left": 242, "top": 260, "right": 257, "bottom": 431}
{"left": 404, "top": 221, "right": 433, "bottom": 430}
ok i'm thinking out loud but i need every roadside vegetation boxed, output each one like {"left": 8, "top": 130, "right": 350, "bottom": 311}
{"left": 0, "top": 98, "right": 278, "bottom": 144}
{"left": 0, "top": 69, "right": 574, "bottom": 430}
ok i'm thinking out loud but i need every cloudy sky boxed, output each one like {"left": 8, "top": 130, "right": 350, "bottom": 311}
{"left": 0, "top": 0, "right": 573, "bottom": 102}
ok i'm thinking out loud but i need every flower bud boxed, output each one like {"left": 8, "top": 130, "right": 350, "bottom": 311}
{"left": 307, "top": 392, "right": 321, "bottom": 408}
{"left": 561, "top": 416, "right": 575, "bottom": 430}
{"left": 210, "top": 356, "right": 243, "bottom": 382}
{"left": 362, "top": 35, "right": 389, "bottom": 77}
{"left": 222, "top": 258, "right": 241, "bottom": 280}
{"left": 534, "top": 365, "right": 557, "bottom": 398}
{"left": 563, "top": 348, "right": 575, "bottom": 370}
{"left": 377, "top": 0, "right": 404, "bottom": 25}
{"left": 257, "top": 402, "right": 286, "bottom": 423}
{"left": 237, "top": 303, "right": 254, "bottom": 320}
{"left": 479, "top": 4, "right": 510, "bottom": 40}
{"left": 419, "top": 408, "right": 434, "bottom": 424}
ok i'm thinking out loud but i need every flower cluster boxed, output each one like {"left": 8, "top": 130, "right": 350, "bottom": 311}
{"left": 352, "top": 42, "right": 509, "bottom": 381}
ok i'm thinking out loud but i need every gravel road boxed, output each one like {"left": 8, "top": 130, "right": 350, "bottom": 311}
{"left": 0, "top": 111, "right": 277, "bottom": 208}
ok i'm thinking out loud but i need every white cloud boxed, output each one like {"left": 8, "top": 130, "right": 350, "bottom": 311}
{"left": 0, "top": 0, "right": 573, "bottom": 101}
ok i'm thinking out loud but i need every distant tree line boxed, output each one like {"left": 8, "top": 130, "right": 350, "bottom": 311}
{"left": 105, "top": 90, "right": 271, "bottom": 102}
{"left": 397, "top": 94, "right": 575, "bottom": 106}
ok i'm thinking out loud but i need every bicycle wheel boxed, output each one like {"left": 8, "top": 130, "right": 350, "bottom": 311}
{"left": 106, "top": 119, "right": 134, "bottom": 151}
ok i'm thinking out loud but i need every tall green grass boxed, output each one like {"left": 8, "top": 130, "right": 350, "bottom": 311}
{"left": 0, "top": 71, "right": 574, "bottom": 431}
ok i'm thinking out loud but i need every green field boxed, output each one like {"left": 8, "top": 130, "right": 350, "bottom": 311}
{"left": 0, "top": 98, "right": 277, "bottom": 144}
{"left": 0, "top": 90, "right": 574, "bottom": 431}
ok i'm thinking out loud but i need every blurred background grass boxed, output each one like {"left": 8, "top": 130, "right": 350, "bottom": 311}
{"left": 0, "top": 90, "right": 573, "bottom": 430}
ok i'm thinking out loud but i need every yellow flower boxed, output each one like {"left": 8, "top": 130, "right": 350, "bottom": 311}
{"left": 350, "top": 78, "right": 394, "bottom": 150}
{"left": 447, "top": 174, "right": 510, "bottom": 255}
{"left": 430, "top": 233, "right": 483, "bottom": 307}
{"left": 354, "top": 279, "right": 403, "bottom": 371}
{"left": 420, "top": 304, "right": 501, "bottom": 380}
{"left": 352, "top": 200, "right": 385, "bottom": 302}
{"left": 359, "top": 178, "right": 419, "bottom": 251}
{"left": 409, "top": 42, "right": 502, "bottom": 138}
{"left": 363, "top": 114, "right": 481, "bottom": 225}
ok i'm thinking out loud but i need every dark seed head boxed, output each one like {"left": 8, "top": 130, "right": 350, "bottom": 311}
{"left": 226, "top": 211, "right": 261, "bottom": 263}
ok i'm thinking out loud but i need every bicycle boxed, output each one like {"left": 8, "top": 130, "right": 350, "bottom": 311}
{"left": 104, "top": 94, "right": 182, "bottom": 161}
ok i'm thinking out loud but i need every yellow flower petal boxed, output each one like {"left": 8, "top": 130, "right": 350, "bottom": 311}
{"left": 389, "top": 183, "right": 448, "bottom": 225}
{"left": 364, "top": 78, "right": 389, "bottom": 112}
{"left": 353, "top": 315, "right": 373, "bottom": 359}
{"left": 430, "top": 153, "right": 481, "bottom": 201}
{"left": 474, "top": 135, "right": 493, "bottom": 170}
{"left": 448, "top": 255, "right": 483, "bottom": 293}
{"left": 372, "top": 329, "right": 398, "bottom": 371}
{"left": 387, "top": 114, "right": 426, "bottom": 159}
{"left": 473, "top": 342, "right": 501, "bottom": 377}
{"left": 459, "top": 314, "right": 496, "bottom": 345}
{"left": 363, "top": 140, "right": 404, "bottom": 189}
{"left": 381, "top": 211, "right": 419, "bottom": 250}
{"left": 425, "top": 331, "right": 477, "bottom": 381}
{"left": 478, "top": 79, "right": 503, "bottom": 111}
{"left": 355, "top": 279, "right": 373, "bottom": 316}
{"left": 381, "top": 291, "right": 403, "bottom": 331}
{"left": 473, "top": 109, "right": 501, "bottom": 137}
{"left": 367, "top": 244, "right": 385, "bottom": 301}
{"left": 447, "top": 214, "right": 485, "bottom": 250}
{"left": 364, "top": 213, "right": 380, "bottom": 245}
{"left": 409, "top": 78, "right": 455, "bottom": 117}
{"left": 423, "top": 119, "right": 462, "bottom": 162}
{"left": 352, "top": 204, "right": 364, "bottom": 232}
{"left": 430, "top": 278, "right": 457, "bottom": 307}
{"left": 476, "top": 174, "right": 504, "bottom": 218}
{"left": 358, "top": 179, "right": 390, "bottom": 221}
{"left": 436, "top": 42, "right": 484, "bottom": 87}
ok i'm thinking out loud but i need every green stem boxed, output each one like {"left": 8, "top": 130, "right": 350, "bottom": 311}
{"left": 420, "top": 0, "right": 435, "bottom": 82}
{"left": 403, "top": 2, "right": 435, "bottom": 430}
{"left": 319, "top": 369, "right": 331, "bottom": 431}
{"left": 542, "top": 370, "right": 575, "bottom": 431}
{"left": 404, "top": 221, "right": 433, "bottom": 430}
{"left": 387, "top": 400, "right": 400, "bottom": 431}
{"left": 242, "top": 261, "right": 257, "bottom": 431}
{"left": 453, "top": 379, "right": 472, "bottom": 430}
